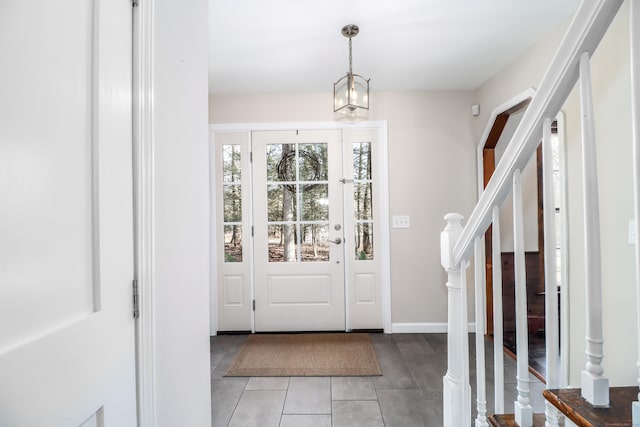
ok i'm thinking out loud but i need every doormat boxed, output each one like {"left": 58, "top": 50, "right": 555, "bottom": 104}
{"left": 225, "top": 333, "right": 382, "bottom": 377}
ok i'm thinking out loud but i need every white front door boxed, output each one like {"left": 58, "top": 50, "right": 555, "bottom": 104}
{"left": 213, "top": 126, "right": 386, "bottom": 333}
{"left": 0, "top": 1, "right": 137, "bottom": 426}
{"left": 252, "top": 130, "right": 346, "bottom": 331}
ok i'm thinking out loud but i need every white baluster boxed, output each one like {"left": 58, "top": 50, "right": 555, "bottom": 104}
{"left": 461, "top": 259, "right": 472, "bottom": 427}
{"left": 474, "top": 236, "right": 488, "bottom": 427}
{"left": 492, "top": 205, "right": 505, "bottom": 414}
{"left": 579, "top": 51, "right": 609, "bottom": 407}
{"left": 513, "top": 169, "right": 533, "bottom": 427}
{"left": 542, "top": 117, "right": 560, "bottom": 427}
{"left": 441, "top": 213, "right": 471, "bottom": 427}
{"left": 630, "top": 1, "right": 640, "bottom": 424}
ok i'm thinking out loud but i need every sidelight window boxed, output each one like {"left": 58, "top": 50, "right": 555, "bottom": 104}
{"left": 353, "top": 142, "right": 374, "bottom": 260}
{"left": 222, "top": 144, "right": 243, "bottom": 262}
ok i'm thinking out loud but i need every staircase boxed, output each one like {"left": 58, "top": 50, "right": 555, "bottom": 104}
{"left": 488, "top": 388, "right": 635, "bottom": 426}
{"left": 441, "top": 0, "right": 640, "bottom": 426}
{"left": 488, "top": 414, "right": 549, "bottom": 427}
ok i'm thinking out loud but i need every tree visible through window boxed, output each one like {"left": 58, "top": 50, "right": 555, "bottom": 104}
{"left": 222, "top": 144, "right": 242, "bottom": 262}
{"left": 354, "top": 142, "right": 374, "bottom": 260}
{"left": 266, "top": 143, "right": 330, "bottom": 262}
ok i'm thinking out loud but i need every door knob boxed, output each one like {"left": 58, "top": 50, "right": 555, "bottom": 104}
{"left": 329, "top": 237, "right": 342, "bottom": 245}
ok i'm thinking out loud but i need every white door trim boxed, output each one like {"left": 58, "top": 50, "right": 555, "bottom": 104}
{"left": 133, "top": 1, "right": 156, "bottom": 425}
{"left": 475, "top": 88, "right": 537, "bottom": 200}
{"left": 135, "top": 0, "right": 212, "bottom": 425}
{"left": 209, "top": 121, "right": 392, "bottom": 334}
{"left": 208, "top": 136, "right": 218, "bottom": 335}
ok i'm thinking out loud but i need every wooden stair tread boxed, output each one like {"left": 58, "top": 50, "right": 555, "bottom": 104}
{"left": 488, "top": 413, "right": 547, "bottom": 427}
{"left": 543, "top": 386, "right": 636, "bottom": 427}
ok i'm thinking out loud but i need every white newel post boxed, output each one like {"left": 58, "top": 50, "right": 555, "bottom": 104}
{"left": 442, "top": 213, "right": 471, "bottom": 427}
{"left": 579, "top": 51, "right": 609, "bottom": 407}
{"left": 630, "top": 0, "right": 640, "bottom": 424}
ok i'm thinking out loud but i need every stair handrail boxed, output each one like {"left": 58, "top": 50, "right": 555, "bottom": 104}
{"left": 451, "top": 0, "right": 623, "bottom": 268}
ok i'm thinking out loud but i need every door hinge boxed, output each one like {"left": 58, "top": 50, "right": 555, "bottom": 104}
{"left": 133, "top": 279, "right": 140, "bottom": 319}
{"left": 132, "top": 0, "right": 139, "bottom": 7}
{"left": 251, "top": 225, "right": 254, "bottom": 237}
{"left": 250, "top": 151, "right": 253, "bottom": 163}
{"left": 252, "top": 300, "right": 256, "bottom": 311}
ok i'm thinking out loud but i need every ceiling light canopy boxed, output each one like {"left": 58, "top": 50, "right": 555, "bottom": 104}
{"left": 333, "top": 24, "right": 370, "bottom": 119}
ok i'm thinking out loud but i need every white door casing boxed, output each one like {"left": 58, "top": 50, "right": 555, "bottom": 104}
{"left": 0, "top": 1, "right": 137, "bottom": 425}
{"left": 211, "top": 123, "right": 389, "bottom": 333}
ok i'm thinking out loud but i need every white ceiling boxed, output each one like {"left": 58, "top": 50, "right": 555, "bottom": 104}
{"left": 209, "top": 0, "right": 580, "bottom": 95}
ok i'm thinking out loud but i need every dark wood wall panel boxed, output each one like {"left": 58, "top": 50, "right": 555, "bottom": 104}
{"left": 500, "top": 251, "right": 545, "bottom": 334}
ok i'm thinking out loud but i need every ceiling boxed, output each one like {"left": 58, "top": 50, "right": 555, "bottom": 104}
{"left": 208, "top": 0, "right": 580, "bottom": 95}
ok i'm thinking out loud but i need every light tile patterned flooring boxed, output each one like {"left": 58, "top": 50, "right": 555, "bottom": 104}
{"left": 210, "top": 333, "right": 545, "bottom": 427}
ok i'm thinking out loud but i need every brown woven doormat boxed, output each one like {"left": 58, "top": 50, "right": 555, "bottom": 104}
{"left": 225, "top": 333, "right": 382, "bottom": 377}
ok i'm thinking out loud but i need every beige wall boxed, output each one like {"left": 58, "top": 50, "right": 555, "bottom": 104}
{"left": 209, "top": 90, "right": 477, "bottom": 325}
{"left": 474, "top": 3, "right": 636, "bottom": 386}
{"left": 474, "top": 20, "right": 570, "bottom": 253}
{"left": 473, "top": 20, "right": 569, "bottom": 138}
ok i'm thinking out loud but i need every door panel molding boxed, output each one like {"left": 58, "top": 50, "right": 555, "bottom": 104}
{"left": 1, "top": 1, "right": 137, "bottom": 424}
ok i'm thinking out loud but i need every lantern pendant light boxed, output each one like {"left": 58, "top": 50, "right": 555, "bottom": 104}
{"left": 333, "top": 24, "right": 370, "bottom": 118}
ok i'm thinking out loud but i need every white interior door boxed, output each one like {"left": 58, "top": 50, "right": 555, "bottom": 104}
{"left": 0, "top": 1, "right": 137, "bottom": 426}
{"left": 252, "top": 130, "right": 346, "bottom": 331}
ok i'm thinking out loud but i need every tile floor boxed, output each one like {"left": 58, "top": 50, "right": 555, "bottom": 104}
{"left": 211, "top": 333, "right": 546, "bottom": 427}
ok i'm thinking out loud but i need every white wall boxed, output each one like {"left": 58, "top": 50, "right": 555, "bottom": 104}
{"left": 209, "top": 90, "right": 477, "bottom": 327}
{"left": 153, "top": 0, "right": 212, "bottom": 425}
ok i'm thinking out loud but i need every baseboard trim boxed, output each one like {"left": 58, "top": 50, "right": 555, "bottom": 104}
{"left": 391, "top": 322, "right": 477, "bottom": 334}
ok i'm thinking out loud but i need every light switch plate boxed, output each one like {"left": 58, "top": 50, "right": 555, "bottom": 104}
{"left": 392, "top": 215, "right": 410, "bottom": 229}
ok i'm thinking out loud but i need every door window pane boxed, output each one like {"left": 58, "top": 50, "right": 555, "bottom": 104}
{"left": 267, "top": 184, "right": 297, "bottom": 222}
{"left": 223, "top": 185, "right": 242, "bottom": 222}
{"left": 301, "top": 224, "right": 330, "bottom": 262}
{"left": 267, "top": 143, "right": 296, "bottom": 182}
{"left": 222, "top": 144, "right": 244, "bottom": 263}
{"left": 223, "top": 144, "right": 242, "bottom": 182}
{"left": 302, "top": 185, "right": 329, "bottom": 221}
{"left": 224, "top": 225, "right": 243, "bottom": 262}
{"left": 355, "top": 223, "right": 374, "bottom": 260}
{"left": 353, "top": 142, "right": 374, "bottom": 260}
{"left": 268, "top": 224, "right": 298, "bottom": 262}
{"left": 265, "top": 142, "right": 330, "bottom": 263}
{"left": 354, "top": 183, "right": 373, "bottom": 220}
{"left": 299, "top": 143, "right": 328, "bottom": 181}
{"left": 353, "top": 142, "right": 372, "bottom": 180}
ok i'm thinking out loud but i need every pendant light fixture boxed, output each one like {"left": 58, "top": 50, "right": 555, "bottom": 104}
{"left": 333, "top": 24, "right": 370, "bottom": 118}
